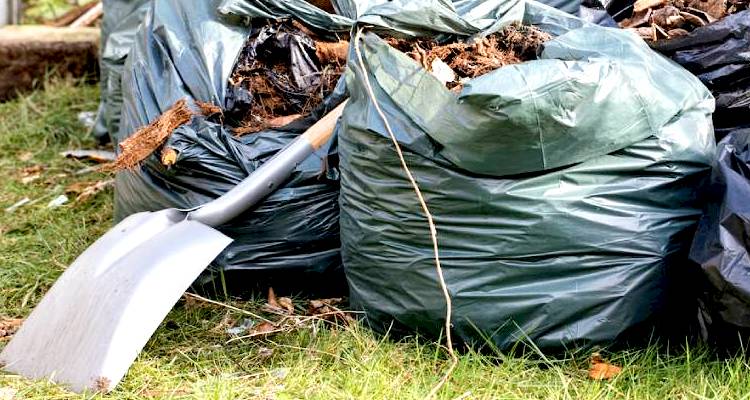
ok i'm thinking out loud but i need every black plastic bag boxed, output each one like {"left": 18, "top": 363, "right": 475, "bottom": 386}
{"left": 690, "top": 129, "right": 750, "bottom": 346}
{"left": 115, "top": 0, "right": 349, "bottom": 296}
{"left": 650, "top": 11, "right": 750, "bottom": 141}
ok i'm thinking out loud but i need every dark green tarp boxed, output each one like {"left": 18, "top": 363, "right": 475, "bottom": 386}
{"left": 339, "top": 0, "right": 716, "bottom": 351}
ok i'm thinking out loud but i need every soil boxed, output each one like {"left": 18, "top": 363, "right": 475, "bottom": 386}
{"left": 227, "top": 22, "right": 347, "bottom": 136}
{"left": 621, "top": 0, "right": 749, "bottom": 40}
{"left": 388, "top": 23, "right": 551, "bottom": 89}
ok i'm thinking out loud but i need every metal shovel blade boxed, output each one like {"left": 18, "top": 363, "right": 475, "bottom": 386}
{"left": 0, "top": 209, "right": 232, "bottom": 393}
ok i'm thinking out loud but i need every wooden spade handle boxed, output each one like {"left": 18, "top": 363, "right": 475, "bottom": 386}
{"left": 301, "top": 99, "right": 348, "bottom": 149}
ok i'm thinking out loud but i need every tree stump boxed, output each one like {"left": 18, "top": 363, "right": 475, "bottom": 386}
{"left": 0, "top": 25, "right": 99, "bottom": 101}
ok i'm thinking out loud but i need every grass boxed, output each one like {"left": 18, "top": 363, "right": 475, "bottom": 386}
{"left": 1, "top": 81, "right": 750, "bottom": 399}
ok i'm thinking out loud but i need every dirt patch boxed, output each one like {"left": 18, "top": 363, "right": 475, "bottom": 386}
{"left": 621, "top": 0, "right": 749, "bottom": 40}
{"left": 226, "top": 22, "right": 347, "bottom": 136}
{"left": 388, "top": 23, "right": 551, "bottom": 90}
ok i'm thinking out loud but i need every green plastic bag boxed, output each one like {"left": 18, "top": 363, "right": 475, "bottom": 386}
{"left": 339, "top": 0, "right": 716, "bottom": 351}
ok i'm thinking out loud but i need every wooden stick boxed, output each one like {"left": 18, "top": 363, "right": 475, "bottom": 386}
{"left": 69, "top": 2, "right": 102, "bottom": 28}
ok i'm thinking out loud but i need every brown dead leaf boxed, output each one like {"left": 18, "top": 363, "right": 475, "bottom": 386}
{"left": 0, "top": 318, "right": 23, "bottom": 340}
{"left": 687, "top": 0, "right": 727, "bottom": 18}
{"left": 264, "top": 287, "right": 292, "bottom": 314}
{"left": 18, "top": 152, "right": 33, "bottom": 162}
{"left": 267, "top": 287, "right": 280, "bottom": 309}
{"left": 65, "top": 179, "right": 114, "bottom": 202}
{"left": 619, "top": 8, "right": 653, "bottom": 27}
{"left": 634, "top": 0, "right": 668, "bottom": 12}
{"left": 308, "top": 298, "right": 344, "bottom": 314}
{"left": 278, "top": 297, "right": 294, "bottom": 313}
{"left": 588, "top": 353, "right": 622, "bottom": 380}
{"left": 307, "top": 298, "right": 355, "bottom": 324}
{"left": 250, "top": 321, "right": 278, "bottom": 336}
{"left": 20, "top": 165, "right": 44, "bottom": 176}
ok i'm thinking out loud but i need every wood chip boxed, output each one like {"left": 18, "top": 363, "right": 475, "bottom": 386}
{"left": 110, "top": 99, "right": 193, "bottom": 171}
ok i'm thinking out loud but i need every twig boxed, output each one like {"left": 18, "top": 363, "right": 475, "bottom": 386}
{"left": 69, "top": 2, "right": 102, "bottom": 28}
{"left": 226, "top": 310, "right": 363, "bottom": 343}
{"left": 354, "top": 28, "right": 457, "bottom": 400}
{"left": 182, "top": 292, "right": 274, "bottom": 324}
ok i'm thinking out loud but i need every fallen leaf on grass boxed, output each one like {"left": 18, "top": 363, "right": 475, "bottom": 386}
{"left": 589, "top": 353, "right": 622, "bottom": 380}
{"left": 267, "top": 287, "right": 280, "bottom": 309}
{"left": 17, "top": 165, "right": 45, "bottom": 184}
{"left": 17, "top": 152, "right": 33, "bottom": 162}
{"left": 65, "top": 179, "right": 114, "bottom": 202}
{"left": 308, "top": 298, "right": 355, "bottom": 324}
{"left": 250, "top": 321, "right": 278, "bottom": 337}
{"left": 278, "top": 297, "right": 294, "bottom": 313}
{"left": 20, "top": 165, "right": 44, "bottom": 175}
{"left": 0, "top": 318, "right": 23, "bottom": 340}
{"left": 265, "top": 287, "right": 294, "bottom": 314}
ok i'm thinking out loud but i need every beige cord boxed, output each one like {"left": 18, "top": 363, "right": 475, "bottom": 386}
{"left": 354, "top": 27, "right": 458, "bottom": 400}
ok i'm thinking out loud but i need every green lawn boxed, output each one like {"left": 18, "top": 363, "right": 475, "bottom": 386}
{"left": 1, "top": 81, "right": 749, "bottom": 399}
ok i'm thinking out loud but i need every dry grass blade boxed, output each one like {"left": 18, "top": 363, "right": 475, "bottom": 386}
{"left": 110, "top": 99, "right": 193, "bottom": 171}
{"left": 182, "top": 292, "right": 275, "bottom": 324}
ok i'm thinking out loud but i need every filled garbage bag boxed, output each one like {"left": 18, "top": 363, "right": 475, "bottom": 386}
{"left": 115, "top": 0, "right": 350, "bottom": 295}
{"left": 690, "top": 129, "right": 750, "bottom": 346}
{"left": 91, "top": 0, "right": 150, "bottom": 144}
{"left": 339, "top": 0, "right": 716, "bottom": 351}
{"left": 650, "top": 11, "right": 750, "bottom": 141}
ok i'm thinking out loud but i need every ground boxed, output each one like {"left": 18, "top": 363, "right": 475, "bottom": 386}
{"left": 1, "top": 81, "right": 749, "bottom": 399}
